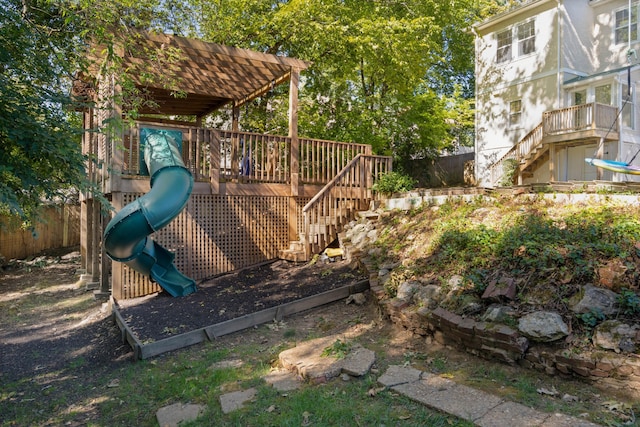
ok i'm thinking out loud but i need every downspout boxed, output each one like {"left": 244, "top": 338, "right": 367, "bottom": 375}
{"left": 619, "top": 0, "right": 633, "bottom": 181}
{"left": 557, "top": 0, "right": 562, "bottom": 110}
{"left": 554, "top": 0, "right": 563, "bottom": 183}
{"left": 472, "top": 25, "right": 481, "bottom": 186}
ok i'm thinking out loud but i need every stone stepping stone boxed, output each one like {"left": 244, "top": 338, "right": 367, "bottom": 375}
{"left": 219, "top": 388, "right": 257, "bottom": 414}
{"left": 393, "top": 372, "right": 503, "bottom": 422}
{"left": 263, "top": 368, "right": 302, "bottom": 392}
{"left": 279, "top": 335, "right": 346, "bottom": 384}
{"left": 377, "top": 364, "right": 423, "bottom": 387}
{"left": 278, "top": 335, "right": 377, "bottom": 384}
{"left": 156, "top": 402, "right": 206, "bottom": 427}
{"left": 209, "top": 359, "right": 244, "bottom": 370}
{"left": 342, "top": 346, "right": 376, "bottom": 377}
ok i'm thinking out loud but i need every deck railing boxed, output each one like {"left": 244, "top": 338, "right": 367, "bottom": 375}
{"left": 119, "top": 123, "right": 372, "bottom": 187}
{"left": 217, "top": 130, "right": 291, "bottom": 183}
{"left": 299, "top": 137, "right": 372, "bottom": 184}
{"left": 301, "top": 154, "right": 392, "bottom": 256}
{"left": 543, "top": 103, "right": 617, "bottom": 134}
{"left": 489, "top": 103, "right": 618, "bottom": 186}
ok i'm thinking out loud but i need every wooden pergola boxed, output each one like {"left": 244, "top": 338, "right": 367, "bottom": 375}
{"left": 115, "top": 31, "right": 309, "bottom": 129}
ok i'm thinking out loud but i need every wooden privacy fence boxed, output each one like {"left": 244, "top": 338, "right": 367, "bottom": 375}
{"left": 0, "top": 205, "right": 80, "bottom": 261}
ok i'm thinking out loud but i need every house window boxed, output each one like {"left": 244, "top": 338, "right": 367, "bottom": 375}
{"left": 622, "top": 83, "right": 635, "bottom": 129}
{"left": 495, "top": 20, "right": 536, "bottom": 63}
{"left": 595, "top": 84, "right": 612, "bottom": 105}
{"left": 496, "top": 29, "right": 512, "bottom": 63}
{"left": 615, "top": 5, "right": 638, "bottom": 44}
{"left": 517, "top": 21, "right": 535, "bottom": 56}
{"left": 509, "top": 100, "right": 522, "bottom": 125}
{"left": 573, "top": 90, "right": 587, "bottom": 106}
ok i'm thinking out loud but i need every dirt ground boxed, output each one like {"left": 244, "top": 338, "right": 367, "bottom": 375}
{"left": 0, "top": 248, "right": 405, "bottom": 422}
{"left": 1, "top": 248, "right": 637, "bottom": 426}
{"left": 117, "top": 257, "right": 368, "bottom": 343}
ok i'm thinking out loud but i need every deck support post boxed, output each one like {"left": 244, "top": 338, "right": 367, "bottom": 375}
{"left": 596, "top": 137, "right": 604, "bottom": 180}
{"left": 210, "top": 130, "right": 220, "bottom": 194}
{"left": 288, "top": 68, "right": 301, "bottom": 242}
{"left": 549, "top": 145, "right": 556, "bottom": 183}
{"left": 231, "top": 106, "right": 240, "bottom": 180}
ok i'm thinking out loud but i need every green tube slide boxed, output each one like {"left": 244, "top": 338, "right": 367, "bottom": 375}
{"left": 104, "top": 128, "right": 197, "bottom": 297}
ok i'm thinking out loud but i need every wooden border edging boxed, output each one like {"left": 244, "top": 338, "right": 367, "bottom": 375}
{"left": 113, "top": 279, "right": 370, "bottom": 360}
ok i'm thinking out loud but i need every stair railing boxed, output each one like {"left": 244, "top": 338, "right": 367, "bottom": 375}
{"left": 301, "top": 154, "right": 392, "bottom": 257}
{"left": 489, "top": 122, "right": 544, "bottom": 186}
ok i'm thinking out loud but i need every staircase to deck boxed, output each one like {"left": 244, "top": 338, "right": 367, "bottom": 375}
{"left": 489, "top": 102, "right": 619, "bottom": 186}
{"left": 280, "top": 154, "right": 392, "bottom": 262}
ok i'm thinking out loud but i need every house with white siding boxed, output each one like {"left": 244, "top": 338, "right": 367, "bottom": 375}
{"left": 474, "top": 0, "right": 640, "bottom": 186}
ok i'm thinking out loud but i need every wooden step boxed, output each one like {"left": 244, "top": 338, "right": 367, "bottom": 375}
{"left": 279, "top": 239, "right": 310, "bottom": 262}
{"left": 357, "top": 210, "right": 380, "bottom": 221}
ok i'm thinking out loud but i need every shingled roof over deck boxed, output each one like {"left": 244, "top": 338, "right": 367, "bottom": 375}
{"left": 116, "top": 32, "right": 310, "bottom": 117}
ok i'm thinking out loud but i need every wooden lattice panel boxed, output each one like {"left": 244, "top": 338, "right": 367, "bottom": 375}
{"left": 115, "top": 193, "right": 292, "bottom": 299}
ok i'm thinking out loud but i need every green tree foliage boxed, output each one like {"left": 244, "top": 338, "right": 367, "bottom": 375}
{"left": 0, "top": 0, "right": 191, "bottom": 225}
{"left": 190, "top": 0, "right": 501, "bottom": 169}
{"left": 0, "top": 0, "right": 88, "bottom": 223}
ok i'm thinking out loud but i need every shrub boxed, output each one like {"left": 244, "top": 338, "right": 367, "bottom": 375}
{"left": 499, "top": 158, "right": 519, "bottom": 187}
{"left": 372, "top": 171, "right": 416, "bottom": 196}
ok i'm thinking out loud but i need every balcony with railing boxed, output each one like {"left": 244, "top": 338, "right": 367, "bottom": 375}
{"left": 490, "top": 103, "right": 619, "bottom": 186}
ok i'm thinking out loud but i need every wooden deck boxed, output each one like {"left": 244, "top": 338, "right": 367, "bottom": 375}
{"left": 82, "top": 119, "right": 391, "bottom": 299}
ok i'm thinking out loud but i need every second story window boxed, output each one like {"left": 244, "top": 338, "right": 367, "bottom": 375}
{"left": 517, "top": 21, "right": 535, "bottom": 56}
{"left": 495, "top": 20, "right": 535, "bottom": 64}
{"left": 615, "top": 5, "right": 638, "bottom": 44}
{"left": 497, "top": 29, "right": 512, "bottom": 63}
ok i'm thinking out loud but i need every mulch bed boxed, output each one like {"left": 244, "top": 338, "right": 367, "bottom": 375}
{"left": 115, "top": 258, "right": 367, "bottom": 343}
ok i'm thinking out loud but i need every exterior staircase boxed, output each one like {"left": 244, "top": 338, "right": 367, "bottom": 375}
{"left": 280, "top": 154, "right": 392, "bottom": 262}
{"left": 489, "top": 102, "right": 618, "bottom": 186}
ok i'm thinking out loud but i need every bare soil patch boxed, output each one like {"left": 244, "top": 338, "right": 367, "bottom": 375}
{"left": 116, "top": 257, "right": 367, "bottom": 343}
{"left": 0, "top": 249, "right": 132, "bottom": 383}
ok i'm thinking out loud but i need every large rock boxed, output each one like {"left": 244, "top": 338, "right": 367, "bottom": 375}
{"left": 597, "top": 258, "right": 628, "bottom": 290}
{"left": 346, "top": 223, "right": 375, "bottom": 248}
{"left": 413, "top": 284, "right": 442, "bottom": 309}
{"left": 569, "top": 284, "right": 619, "bottom": 316}
{"left": 518, "top": 311, "right": 569, "bottom": 342}
{"left": 593, "top": 320, "right": 639, "bottom": 353}
{"left": 396, "top": 280, "right": 420, "bottom": 301}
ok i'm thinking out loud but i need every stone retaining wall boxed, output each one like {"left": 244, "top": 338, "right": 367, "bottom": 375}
{"left": 365, "top": 267, "right": 640, "bottom": 396}
{"left": 345, "top": 193, "right": 640, "bottom": 397}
